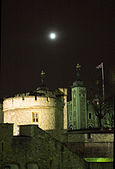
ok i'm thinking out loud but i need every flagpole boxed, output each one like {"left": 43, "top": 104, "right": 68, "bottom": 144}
{"left": 101, "top": 62, "right": 105, "bottom": 101}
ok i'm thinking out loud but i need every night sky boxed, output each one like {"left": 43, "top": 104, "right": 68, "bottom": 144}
{"left": 1, "top": 0, "right": 115, "bottom": 98}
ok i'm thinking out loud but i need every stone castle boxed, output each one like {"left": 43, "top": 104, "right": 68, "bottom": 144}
{"left": 3, "top": 87, "right": 67, "bottom": 136}
{"left": 0, "top": 66, "right": 114, "bottom": 169}
{"left": 2, "top": 66, "right": 114, "bottom": 135}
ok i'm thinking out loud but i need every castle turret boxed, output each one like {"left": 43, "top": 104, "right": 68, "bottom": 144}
{"left": 69, "top": 64, "right": 87, "bottom": 129}
{"left": 3, "top": 71, "right": 67, "bottom": 136}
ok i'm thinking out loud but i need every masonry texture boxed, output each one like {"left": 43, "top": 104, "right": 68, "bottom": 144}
{"left": 0, "top": 124, "right": 88, "bottom": 169}
{"left": 0, "top": 79, "right": 114, "bottom": 169}
{"left": 3, "top": 88, "right": 67, "bottom": 135}
{"left": 61, "top": 130, "right": 114, "bottom": 156}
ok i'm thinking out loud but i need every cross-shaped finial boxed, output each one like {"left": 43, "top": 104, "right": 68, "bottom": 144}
{"left": 41, "top": 70, "right": 45, "bottom": 76}
{"left": 40, "top": 70, "right": 45, "bottom": 85}
{"left": 76, "top": 64, "right": 81, "bottom": 70}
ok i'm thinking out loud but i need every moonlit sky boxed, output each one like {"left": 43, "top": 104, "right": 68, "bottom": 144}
{"left": 1, "top": 0, "right": 115, "bottom": 98}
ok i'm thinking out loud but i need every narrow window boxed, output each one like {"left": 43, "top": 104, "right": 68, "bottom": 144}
{"left": 89, "top": 112, "right": 91, "bottom": 119}
{"left": 87, "top": 133, "right": 91, "bottom": 139}
{"left": 2, "top": 142, "right": 3, "bottom": 152}
{"left": 35, "top": 95, "right": 37, "bottom": 100}
{"left": 36, "top": 113, "right": 38, "bottom": 122}
{"left": 32, "top": 113, "right": 35, "bottom": 122}
{"left": 32, "top": 113, "right": 38, "bottom": 123}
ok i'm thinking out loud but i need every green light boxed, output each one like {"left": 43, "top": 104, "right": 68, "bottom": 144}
{"left": 84, "top": 158, "right": 113, "bottom": 162}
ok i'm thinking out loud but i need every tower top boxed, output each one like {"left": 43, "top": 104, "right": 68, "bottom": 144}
{"left": 72, "top": 64, "right": 83, "bottom": 87}
{"left": 41, "top": 70, "right": 45, "bottom": 76}
{"left": 40, "top": 70, "right": 46, "bottom": 87}
{"left": 76, "top": 64, "right": 81, "bottom": 71}
{"left": 75, "top": 64, "right": 81, "bottom": 81}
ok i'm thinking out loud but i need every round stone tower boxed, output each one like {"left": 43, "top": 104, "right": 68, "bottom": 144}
{"left": 3, "top": 87, "right": 66, "bottom": 135}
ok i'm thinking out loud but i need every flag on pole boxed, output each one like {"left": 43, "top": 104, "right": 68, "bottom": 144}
{"left": 96, "top": 62, "right": 103, "bottom": 69}
{"left": 96, "top": 62, "right": 105, "bottom": 101}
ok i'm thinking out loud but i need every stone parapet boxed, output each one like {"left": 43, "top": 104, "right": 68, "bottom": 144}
{"left": 3, "top": 96, "right": 56, "bottom": 111}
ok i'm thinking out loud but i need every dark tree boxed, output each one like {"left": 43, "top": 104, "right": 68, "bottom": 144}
{"left": 92, "top": 96, "right": 114, "bottom": 128}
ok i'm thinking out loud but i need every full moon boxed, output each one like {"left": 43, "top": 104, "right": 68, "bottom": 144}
{"left": 49, "top": 33, "right": 56, "bottom": 39}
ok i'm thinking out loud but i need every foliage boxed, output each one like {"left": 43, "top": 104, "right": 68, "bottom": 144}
{"left": 92, "top": 96, "right": 114, "bottom": 128}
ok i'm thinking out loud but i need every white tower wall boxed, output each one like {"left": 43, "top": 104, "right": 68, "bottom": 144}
{"left": 72, "top": 87, "right": 87, "bottom": 129}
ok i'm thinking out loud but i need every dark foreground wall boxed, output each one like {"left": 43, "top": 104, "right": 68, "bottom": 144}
{"left": 89, "top": 162, "right": 113, "bottom": 169}
{"left": 0, "top": 124, "right": 88, "bottom": 169}
{"left": 61, "top": 130, "right": 114, "bottom": 169}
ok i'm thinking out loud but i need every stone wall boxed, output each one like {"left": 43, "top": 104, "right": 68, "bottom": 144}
{"left": 59, "top": 88, "right": 68, "bottom": 129}
{"left": 3, "top": 89, "right": 67, "bottom": 135}
{"left": 67, "top": 101, "right": 72, "bottom": 129}
{"left": 0, "top": 124, "right": 88, "bottom": 169}
{"left": 62, "top": 130, "right": 114, "bottom": 159}
{"left": 71, "top": 87, "right": 87, "bottom": 130}
{"left": 3, "top": 96, "right": 57, "bottom": 134}
{"left": 3, "top": 96, "right": 56, "bottom": 111}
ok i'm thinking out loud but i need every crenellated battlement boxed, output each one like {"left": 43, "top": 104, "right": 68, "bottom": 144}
{"left": 3, "top": 96, "right": 56, "bottom": 112}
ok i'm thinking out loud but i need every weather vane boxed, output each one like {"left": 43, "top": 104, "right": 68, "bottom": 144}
{"left": 40, "top": 70, "right": 45, "bottom": 85}
{"left": 75, "top": 64, "right": 81, "bottom": 81}
{"left": 41, "top": 70, "right": 45, "bottom": 76}
{"left": 76, "top": 64, "right": 81, "bottom": 71}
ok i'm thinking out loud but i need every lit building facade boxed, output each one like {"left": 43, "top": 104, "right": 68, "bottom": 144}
{"left": 3, "top": 87, "right": 67, "bottom": 135}
{"left": 2, "top": 66, "right": 114, "bottom": 135}
{"left": 68, "top": 64, "right": 88, "bottom": 129}
{"left": 67, "top": 64, "right": 114, "bottom": 130}
{"left": 0, "top": 68, "right": 114, "bottom": 169}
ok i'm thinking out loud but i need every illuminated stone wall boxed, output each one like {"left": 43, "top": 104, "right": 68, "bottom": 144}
{"left": 59, "top": 88, "right": 67, "bottom": 129}
{"left": 3, "top": 96, "right": 56, "bottom": 135}
{"left": 3, "top": 96, "right": 55, "bottom": 111}
{"left": 67, "top": 101, "right": 72, "bottom": 129}
{"left": 72, "top": 87, "right": 87, "bottom": 129}
{"left": 3, "top": 88, "right": 67, "bottom": 135}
